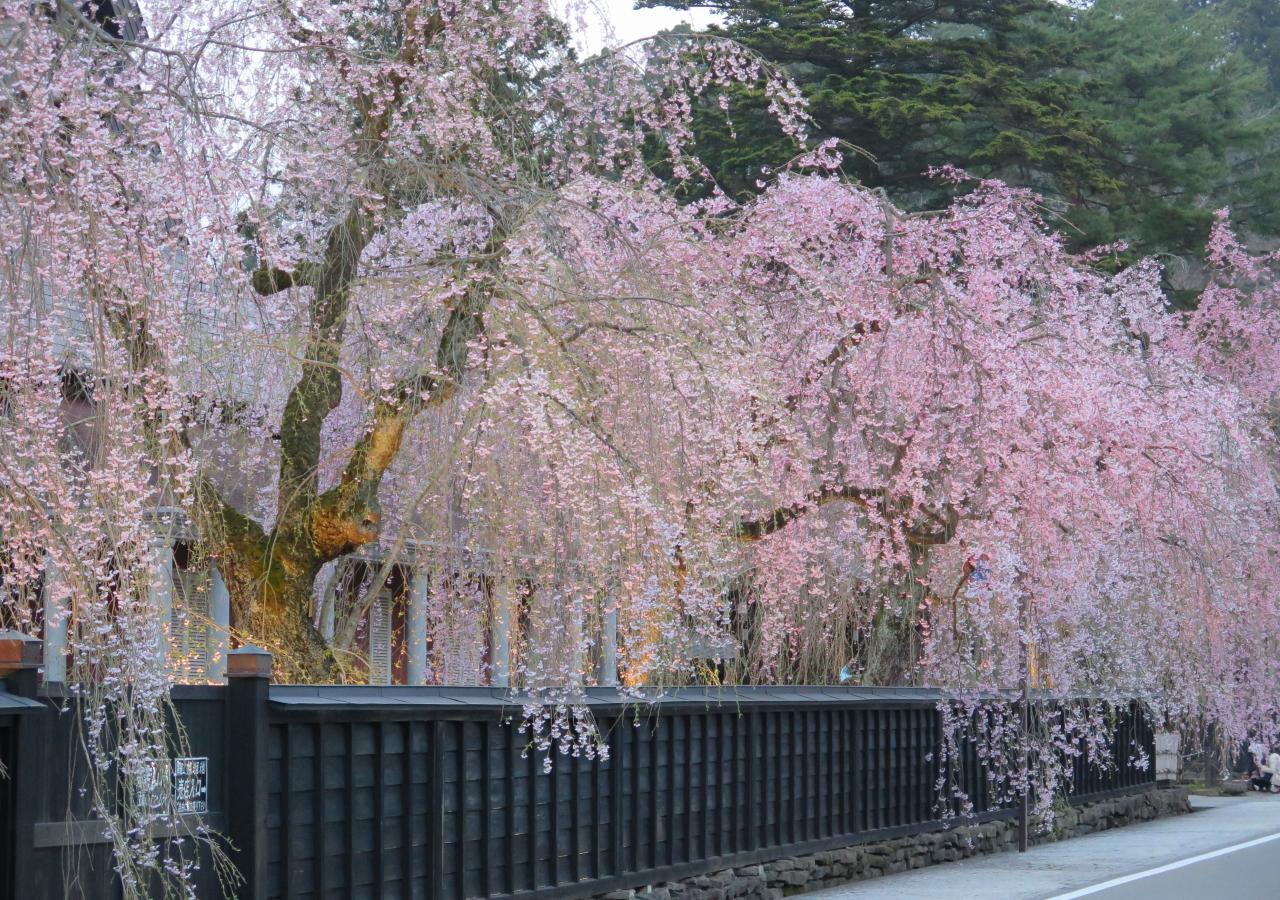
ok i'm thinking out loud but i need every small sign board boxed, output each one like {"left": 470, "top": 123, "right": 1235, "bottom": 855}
{"left": 135, "top": 756, "right": 209, "bottom": 814}
{"left": 1154, "top": 732, "right": 1180, "bottom": 784}
{"left": 173, "top": 757, "right": 209, "bottom": 814}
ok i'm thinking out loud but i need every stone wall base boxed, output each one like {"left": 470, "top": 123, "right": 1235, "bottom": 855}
{"left": 599, "top": 787, "right": 1190, "bottom": 900}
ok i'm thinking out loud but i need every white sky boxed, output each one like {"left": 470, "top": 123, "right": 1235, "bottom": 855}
{"left": 569, "top": 1, "right": 723, "bottom": 54}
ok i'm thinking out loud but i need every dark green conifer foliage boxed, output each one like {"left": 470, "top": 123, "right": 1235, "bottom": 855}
{"left": 1052, "top": 0, "right": 1280, "bottom": 260}
{"left": 645, "top": 1, "right": 1115, "bottom": 210}
{"left": 645, "top": 0, "right": 1280, "bottom": 261}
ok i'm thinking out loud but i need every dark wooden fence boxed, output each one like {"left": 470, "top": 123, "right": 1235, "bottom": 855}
{"left": 0, "top": 645, "right": 1155, "bottom": 900}
{"left": 0, "top": 672, "right": 230, "bottom": 900}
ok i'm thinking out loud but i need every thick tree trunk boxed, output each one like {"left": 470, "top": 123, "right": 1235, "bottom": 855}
{"left": 240, "top": 579, "right": 334, "bottom": 683}
{"left": 213, "top": 535, "right": 341, "bottom": 683}
{"left": 200, "top": 494, "right": 334, "bottom": 681}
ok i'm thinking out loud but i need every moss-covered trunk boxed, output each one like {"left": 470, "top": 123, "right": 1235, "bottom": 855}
{"left": 240, "top": 578, "right": 334, "bottom": 682}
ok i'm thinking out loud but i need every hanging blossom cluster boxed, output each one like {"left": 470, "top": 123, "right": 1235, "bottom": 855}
{"left": 0, "top": 1, "right": 242, "bottom": 894}
{"left": 366, "top": 170, "right": 1280, "bottom": 790}
{"left": 1174, "top": 210, "right": 1280, "bottom": 414}
{"left": 388, "top": 174, "right": 1275, "bottom": 793}
{"left": 933, "top": 696, "right": 1151, "bottom": 831}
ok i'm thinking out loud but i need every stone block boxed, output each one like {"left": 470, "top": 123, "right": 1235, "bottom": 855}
{"left": 693, "top": 872, "right": 735, "bottom": 888}
{"left": 833, "top": 848, "right": 861, "bottom": 865}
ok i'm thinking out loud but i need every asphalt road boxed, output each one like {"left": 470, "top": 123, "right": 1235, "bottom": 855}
{"left": 806, "top": 794, "right": 1280, "bottom": 899}
{"left": 1050, "top": 831, "right": 1280, "bottom": 899}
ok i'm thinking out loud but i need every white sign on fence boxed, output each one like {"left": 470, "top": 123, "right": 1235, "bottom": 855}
{"left": 1155, "top": 731, "right": 1180, "bottom": 782}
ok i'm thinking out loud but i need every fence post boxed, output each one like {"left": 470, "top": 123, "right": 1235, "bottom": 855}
{"left": 226, "top": 645, "right": 272, "bottom": 900}
{"left": 2, "top": 632, "right": 46, "bottom": 900}
{"left": 1017, "top": 687, "right": 1030, "bottom": 853}
{"left": 0, "top": 630, "right": 42, "bottom": 686}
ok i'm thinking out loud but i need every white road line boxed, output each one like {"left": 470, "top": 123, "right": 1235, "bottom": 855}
{"left": 1047, "top": 830, "right": 1280, "bottom": 899}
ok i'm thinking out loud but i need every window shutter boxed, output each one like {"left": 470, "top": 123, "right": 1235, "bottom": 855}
{"left": 369, "top": 589, "right": 393, "bottom": 685}
{"left": 170, "top": 557, "right": 212, "bottom": 681}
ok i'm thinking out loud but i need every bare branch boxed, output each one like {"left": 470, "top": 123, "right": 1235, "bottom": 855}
{"left": 736, "top": 484, "right": 959, "bottom": 548}
{"left": 736, "top": 485, "right": 879, "bottom": 540}
{"left": 562, "top": 320, "right": 654, "bottom": 345}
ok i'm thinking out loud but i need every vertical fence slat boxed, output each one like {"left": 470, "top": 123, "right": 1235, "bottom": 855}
{"left": 344, "top": 726, "right": 355, "bottom": 897}
{"left": 549, "top": 732, "right": 560, "bottom": 886}
{"left": 527, "top": 727, "right": 538, "bottom": 890}
{"left": 789, "top": 710, "right": 799, "bottom": 844}
{"left": 667, "top": 715, "right": 677, "bottom": 867}
{"left": 811, "top": 710, "right": 820, "bottom": 840}
{"left": 506, "top": 724, "right": 517, "bottom": 895}
{"left": 834, "top": 707, "right": 843, "bottom": 835}
{"left": 819, "top": 709, "right": 828, "bottom": 839}
{"left": 774, "top": 711, "right": 784, "bottom": 847}
{"left": 728, "top": 714, "right": 736, "bottom": 853}
{"left": 896, "top": 709, "right": 906, "bottom": 827}
{"left": 314, "top": 723, "right": 327, "bottom": 899}
{"left": 745, "top": 710, "right": 756, "bottom": 851}
{"left": 633, "top": 720, "right": 643, "bottom": 872}
{"left": 836, "top": 708, "right": 845, "bottom": 835}
{"left": 811, "top": 710, "right": 819, "bottom": 841}
{"left": 875, "top": 709, "right": 884, "bottom": 830}
{"left": 610, "top": 721, "right": 623, "bottom": 877}
{"left": 860, "top": 709, "right": 870, "bottom": 831}
{"left": 481, "top": 723, "right": 492, "bottom": 898}
{"left": 805, "top": 711, "right": 813, "bottom": 842}
{"left": 684, "top": 716, "right": 694, "bottom": 865}
{"left": 890, "top": 709, "right": 900, "bottom": 827}
{"left": 592, "top": 736, "right": 603, "bottom": 879}
{"left": 930, "top": 708, "right": 941, "bottom": 824}
{"left": 428, "top": 721, "right": 444, "bottom": 900}
{"left": 649, "top": 719, "right": 659, "bottom": 870}
{"left": 401, "top": 722, "right": 414, "bottom": 900}
{"left": 912, "top": 709, "right": 923, "bottom": 823}
{"left": 706, "top": 716, "right": 716, "bottom": 860}
{"left": 455, "top": 722, "right": 466, "bottom": 899}
{"left": 765, "top": 711, "right": 775, "bottom": 848}
{"left": 783, "top": 716, "right": 793, "bottom": 850}
{"left": 375, "top": 720, "right": 387, "bottom": 897}
{"left": 834, "top": 709, "right": 844, "bottom": 835}
{"left": 848, "top": 708, "right": 857, "bottom": 835}
{"left": 281, "top": 724, "right": 292, "bottom": 899}
{"left": 861, "top": 710, "right": 871, "bottom": 831}
{"left": 570, "top": 741, "right": 581, "bottom": 884}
